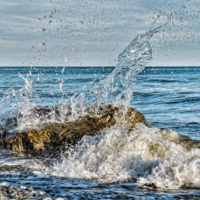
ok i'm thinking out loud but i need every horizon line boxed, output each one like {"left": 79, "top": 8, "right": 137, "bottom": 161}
{"left": 0, "top": 66, "right": 200, "bottom": 68}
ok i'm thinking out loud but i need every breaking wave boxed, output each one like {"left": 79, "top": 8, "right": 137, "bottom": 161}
{"left": 52, "top": 124, "right": 200, "bottom": 189}
{"left": 1, "top": 24, "right": 200, "bottom": 191}
{"left": 49, "top": 25, "right": 200, "bottom": 190}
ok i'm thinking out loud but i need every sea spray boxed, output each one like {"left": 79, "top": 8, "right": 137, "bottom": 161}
{"left": 3, "top": 24, "right": 200, "bottom": 190}
{"left": 66, "top": 25, "right": 165, "bottom": 123}
{"left": 0, "top": 24, "right": 164, "bottom": 132}
{"left": 79, "top": 26, "right": 164, "bottom": 107}
{"left": 50, "top": 25, "right": 200, "bottom": 189}
{"left": 52, "top": 124, "right": 200, "bottom": 189}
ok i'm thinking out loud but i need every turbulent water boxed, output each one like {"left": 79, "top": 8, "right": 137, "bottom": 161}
{"left": 0, "top": 28, "right": 200, "bottom": 199}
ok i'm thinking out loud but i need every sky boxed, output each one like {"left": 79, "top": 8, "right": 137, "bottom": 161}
{"left": 0, "top": 0, "right": 200, "bottom": 67}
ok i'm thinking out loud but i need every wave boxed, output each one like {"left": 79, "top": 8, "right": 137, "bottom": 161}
{"left": 1, "top": 23, "right": 200, "bottom": 191}
{"left": 52, "top": 124, "right": 200, "bottom": 189}
{"left": 0, "top": 25, "right": 163, "bottom": 132}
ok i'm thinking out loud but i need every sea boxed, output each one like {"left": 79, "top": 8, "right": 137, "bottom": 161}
{"left": 0, "top": 28, "right": 200, "bottom": 199}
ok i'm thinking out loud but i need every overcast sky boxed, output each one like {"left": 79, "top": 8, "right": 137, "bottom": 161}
{"left": 0, "top": 0, "right": 200, "bottom": 67}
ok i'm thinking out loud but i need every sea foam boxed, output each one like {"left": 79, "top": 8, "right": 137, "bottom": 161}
{"left": 52, "top": 124, "right": 200, "bottom": 189}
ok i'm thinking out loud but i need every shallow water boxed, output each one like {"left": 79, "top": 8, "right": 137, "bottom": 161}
{"left": 0, "top": 66, "right": 200, "bottom": 199}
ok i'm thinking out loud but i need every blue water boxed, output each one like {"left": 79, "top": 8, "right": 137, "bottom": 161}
{"left": 1, "top": 67, "right": 199, "bottom": 137}
{"left": 0, "top": 66, "right": 200, "bottom": 199}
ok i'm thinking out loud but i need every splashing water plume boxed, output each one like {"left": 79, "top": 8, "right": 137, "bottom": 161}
{"left": 1, "top": 1, "right": 200, "bottom": 198}
{"left": 74, "top": 26, "right": 165, "bottom": 128}
{"left": 49, "top": 24, "right": 200, "bottom": 189}
{"left": 5, "top": 23, "right": 199, "bottom": 191}
{"left": 64, "top": 25, "right": 165, "bottom": 124}
{"left": 0, "top": 24, "right": 165, "bottom": 138}
{"left": 0, "top": 25, "right": 164, "bottom": 132}
{"left": 84, "top": 26, "right": 163, "bottom": 107}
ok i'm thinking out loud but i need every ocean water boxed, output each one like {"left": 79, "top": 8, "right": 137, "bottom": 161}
{"left": 0, "top": 27, "right": 200, "bottom": 199}
{"left": 0, "top": 66, "right": 200, "bottom": 199}
{"left": 0, "top": 66, "right": 199, "bottom": 138}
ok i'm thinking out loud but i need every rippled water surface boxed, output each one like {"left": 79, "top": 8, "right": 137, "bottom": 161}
{"left": 1, "top": 67, "right": 199, "bottom": 136}
{"left": 0, "top": 66, "right": 200, "bottom": 199}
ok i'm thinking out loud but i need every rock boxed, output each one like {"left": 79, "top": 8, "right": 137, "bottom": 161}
{"left": 0, "top": 190, "right": 7, "bottom": 195}
{"left": 1, "top": 105, "right": 148, "bottom": 157}
{"left": 8, "top": 134, "right": 25, "bottom": 154}
{"left": 23, "top": 193, "right": 33, "bottom": 197}
{"left": 37, "top": 191, "right": 47, "bottom": 198}
{"left": 5, "top": 194, "right": 17, "bottom": 199}
{"left": 7, "top": 187, "right": 13, "bottom": 194}
{"left": 20, "top": 186, "right": 26, "bottom": 190}
{"left": 161, "top": 129, "right": 200, "bottom": 150}
{"left": 0, "top": 184, "right": 48, "bottom": 200}
{"left": 16, "top": 191, "right": 21, "bottom": 199}
{"left": 27, "top": 186, "right": 33, "bottom": 191}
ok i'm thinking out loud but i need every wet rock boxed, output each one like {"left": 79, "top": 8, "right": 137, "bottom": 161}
{"left": 0, "top": 185, "right": 43, "bottom": 200}
{"left": 23, "top": 193, "right": 33, "bottom": 197}
{"left": 36, "top": 191, "right": 47, "bottom": 198}
{"left": 161, "top": 129, "right": 200, "bottom": 150}
{"left": 20, "top": 186, "right": 26, "bottom": 190}
{"left": 5, "top": 194, "right": 17, "bottom": 199}
{"left": 0, "top": 187, "right": 6, "bottom": 191}
{"left": 7, "top": 187, "right": 13, "bottom": 194}
{"left": 8, "top": 134, "right": 25, "bottom": 154}
{"left": 1, "top": 105, "right": 148, "bottom": 157}
{"left": 27, "top": 186, "right": 33, "bottom": 191}
{"left": 0, "top": 190, "right": 7, "bottom": 195}
{"left": 16, "top": 191, "right": 21, "bottom": 199}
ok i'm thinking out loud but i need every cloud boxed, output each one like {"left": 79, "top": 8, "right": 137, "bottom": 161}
{"left": 0, "top": 0, "right": 200, "bottom": 66}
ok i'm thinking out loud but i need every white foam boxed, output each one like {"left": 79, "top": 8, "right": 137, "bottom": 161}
{"left": 51, "top": 124, "right": 200, "bottom": 189}
{"left": 0, "top": 182, "right": 9, "bottom": 186}
{"left": 139, "top": 154, "right": 200, "bottom": 189}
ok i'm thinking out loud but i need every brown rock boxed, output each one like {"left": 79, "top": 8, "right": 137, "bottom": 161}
{"left": 17, "top": 188, "right": 22, "bottom": 192}
{"left": 5, "top": 194, "right": 16, "bottom": 199}
{"left": 7, "top": 187, "right": 13, "bottom": 194}
{"left": 27, "top": 187, "right": 33, "bottom": 191}
{"left": 16, "top": 191, "right": 21, "bottom": 199}
{"left": 1, "top": 190, "right": 7, "bottom": 195}
{"left": 8, "top": 134, "right": 25, "bottom": 154}
{"left": 5, "top": 105, "right": 148, "bottom": 157}
{"left": 23, "top": 193, "right": 33, "bottom": 197}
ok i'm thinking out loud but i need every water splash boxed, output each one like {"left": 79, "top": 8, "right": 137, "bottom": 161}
{"left": 77, "top": 26, "right": 164, "bottom": 108}
{"left": 52, "top": 124, "right": 200, "bottom": 189}
{"left": 64, "top": 25, "right": 164, "bottom": 122}
{"left": 0, "top": 25, "right": 164, "bottom": 132}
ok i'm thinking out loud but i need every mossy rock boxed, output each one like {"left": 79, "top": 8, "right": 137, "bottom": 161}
{"left": 5, "top": 105, "right": 148, "bottom": 157}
